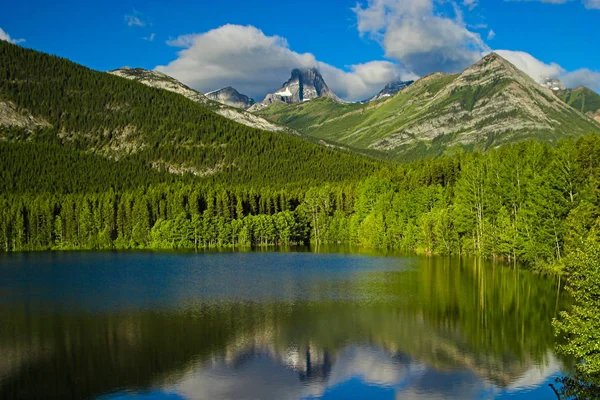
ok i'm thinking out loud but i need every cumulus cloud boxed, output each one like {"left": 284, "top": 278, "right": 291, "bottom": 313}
{"left": 155, "top": 24, "right": 414, "bottom": 102}
{"left": 487, "top": 30, "right": 496, "bottom": 40}
{"left": 0, "top": 27, "right": 25, "bottom": 44}
{"left": 494, "top": 50, "right": 564, "bottom": 81}
{"left": 494, "top": 50, "right": 600, "bottom": 90}
{"left": 353, "top": 0, "right": 489, "bottom": 76}
{"left": 562, "top": 69, "right": 600, "bottom": 91}
{"left": 321, "top": 61, "right": 418, "bottom": 100}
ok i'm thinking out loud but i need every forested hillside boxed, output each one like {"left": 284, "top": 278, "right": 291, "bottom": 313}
{"left": 2, "top": 41, "right": 600, "bottom": 269}
{"left": 3, "top": 135, "right": 600, "bottom": 270}
{"left": 0, "top": 41, "right": 382, "bottom": 190}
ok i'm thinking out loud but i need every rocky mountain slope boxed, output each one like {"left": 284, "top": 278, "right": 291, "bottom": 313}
{"left": 556, "top": 86, "right": 600, "bottom": 123}
{"left": 256, "top": 53, "right": 600, "bottom": 159}
{"left": 248, "top": 68, "right": 342, "bottom": 112}
{"left": 205, "top": 86, "right": 255, "bottom": 109}
{"left": 109, "top": 68, "right": 288, "bottom": 133}
{"left": 367, "top": 80, "right": 414, "bottom": 102}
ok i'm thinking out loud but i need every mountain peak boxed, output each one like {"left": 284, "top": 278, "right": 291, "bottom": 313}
{"left": 205, "top": 87, "right": 255, "bottom": 109}
{"left": 471, "top": 52, "right": 521, "bottom": 73}
{"left": 367, "top": 80, "right": 414, "bottom": 102}
{"left": 248, "top": 67, "right": 342, "bottom": 111}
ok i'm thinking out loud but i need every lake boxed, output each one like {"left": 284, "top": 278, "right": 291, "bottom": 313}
{"left": 0, "top": 249, "right": 569, "bottom": 399}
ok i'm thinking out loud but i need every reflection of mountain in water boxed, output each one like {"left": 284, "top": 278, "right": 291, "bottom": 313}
{"left": 0, "top": 257, "right": 569, "bottom": 399}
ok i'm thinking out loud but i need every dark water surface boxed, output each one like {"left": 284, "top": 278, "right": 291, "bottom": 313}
{"left": 0, "top": 250, "right": 569, "bottom": 399}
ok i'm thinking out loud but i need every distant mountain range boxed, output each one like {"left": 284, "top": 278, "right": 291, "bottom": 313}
{"left": 255, "top": 53, "right": 600, "bottom": 159}
{"left": 2, "top": 40, "right": 599, "bottom": 169}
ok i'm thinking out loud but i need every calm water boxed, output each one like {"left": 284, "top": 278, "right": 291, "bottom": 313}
{"left": 0, "top": 249, "right": 569, "bottom": 400}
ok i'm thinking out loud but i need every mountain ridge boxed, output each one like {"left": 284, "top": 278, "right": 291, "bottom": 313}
{"left": 109, "top": 67, "right": 288, "bottom": 133}
{"left": 255, "top": 52, "right": 600, "bottom": 160}
{"left": 205, "top": 86, "right": 255, "bottom": 109}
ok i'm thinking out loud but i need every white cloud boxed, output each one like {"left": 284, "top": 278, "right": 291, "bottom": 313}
{"left": 155, "top": 24, "right": 415, "bottom": 102}
{"left": 494, "top": 50, "right": 600, "bottom": 90}
{"left": 353, "top": 0, "right": 489, "bottom": 76}
{"left": 584, "top": 0, "right": 600, "bottom": 8}
{"left": 125, "top": 15, "right": 145, "bottom": 27}
{"left": 562, "top": 69, "right": 600, "bottom": 91}
{"left": 494, "top": 50, "right": 565, "bottom": 81}
{"left": 487, "top": 29, "right": 496, "bottom": 40}
{"left": 0, "top": 27, "right": 25, "bottom": 44}
{"left": 143, "top": 33, "right": 156, "bottom": 42}
{"left": 320, "top": 61, "right": 418, "bottom": 100}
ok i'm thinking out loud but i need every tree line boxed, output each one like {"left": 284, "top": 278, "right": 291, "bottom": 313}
{"left": 2, "top": 135, "right": 599, "bottom": 268}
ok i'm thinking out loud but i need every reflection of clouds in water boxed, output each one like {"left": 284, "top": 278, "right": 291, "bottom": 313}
{"left": 327, "top": 346, "right": 411, "bottom": 387}
{"left": 176, "top": 354, "right": 326, "bottom": 400}
{"left": 396, "top": 369, "right": 485, "bottom": 400}
{"left": 505, "top": 352, "right": 561, "bottom": 392}
{"left": 170, "top": 345, "right": 560, "bottom": 400}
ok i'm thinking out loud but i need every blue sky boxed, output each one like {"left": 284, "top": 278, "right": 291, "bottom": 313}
{"left": 1, "top": 0, "right": 599, "bottom": 100}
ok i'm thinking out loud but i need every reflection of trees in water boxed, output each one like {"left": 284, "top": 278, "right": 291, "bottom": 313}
{"left": 0, "top": 258, "right": 569, "bottom": 399}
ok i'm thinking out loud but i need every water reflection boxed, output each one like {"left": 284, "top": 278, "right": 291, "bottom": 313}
{"left": 0, "top": 252, "right": 569, "bottom": 399}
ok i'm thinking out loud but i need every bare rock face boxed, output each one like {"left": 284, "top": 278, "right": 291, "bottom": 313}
{"left": 0, "top": 101, "right": 50, "bottom": 131}
{"left": 109, "top": 68, "right": 288, "bottom": 133}
{"left": 249, "top": 68, "right": 342, "bottom": 111}
{"left": 205, "top": 87, "right": 255, "bottom": 110}
{"left": 109, "top": 68, "right": 208, "bottom": 103}
{"left": 540, "top": 77, "right": 565, "bottom": 91}
{"left": 367, "top": 80, "right": 414, "bottom": 102}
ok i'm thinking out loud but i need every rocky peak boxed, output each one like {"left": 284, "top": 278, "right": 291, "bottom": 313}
{"left": 205, "top": 86, "right": 255, "bottom": 110}
{"left": 458, "top": 52, "right": 525, "bottom": 84}
{"left": 249, "top": 67, "right": 341, "bottom": 111}
{"left": 540, "top": 77, "right": 565, "bottom": 91}
{"left": 367, "top": 80, "right": 414, "bottom": 102}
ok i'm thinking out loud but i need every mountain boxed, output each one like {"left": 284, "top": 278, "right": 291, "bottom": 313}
{"left": 256, "top": 53, "right": 600, "bottom": 160}
{"left": 109, "top": 67, "right": 287, "bottom": 133}
{"left": 556, "top": 86, "right": 600, "bottom": 123}
{"left": 205, "top": 86, "right": 255, "bottom": 109}
{"left": 540, "top": 77, "right": 565, "bottom": 91}
{"left": 248, "top": 68, "right": 342, "bottom": 112}
{"left": 367, "top": 80, "right": 414, "bottom": 102}
{"left": 0, "top": 41, "right": 382, "bottom": 192}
